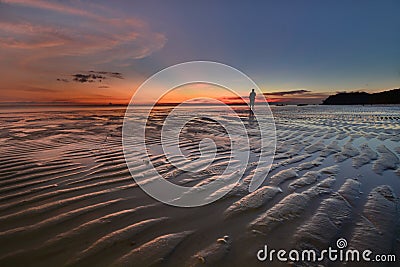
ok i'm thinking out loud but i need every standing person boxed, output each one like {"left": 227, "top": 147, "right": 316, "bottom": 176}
{"left": 249, "top": 88, "right": 256, "bottom": 110}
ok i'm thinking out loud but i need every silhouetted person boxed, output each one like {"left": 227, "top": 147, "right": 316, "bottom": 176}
{"left": 249, "top": 89, "right": 256, "bottom": 110}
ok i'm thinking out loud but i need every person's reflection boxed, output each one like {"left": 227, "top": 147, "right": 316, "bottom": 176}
{"left": 248, "top": 108, "right": 255, "bottom": 126}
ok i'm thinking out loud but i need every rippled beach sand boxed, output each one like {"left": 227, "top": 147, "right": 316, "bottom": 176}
{"left": 0, "top": 105, "right": 399, "bottom": 267}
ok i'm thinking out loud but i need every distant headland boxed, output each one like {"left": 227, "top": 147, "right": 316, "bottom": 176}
{"left": 322, "top": 88, "right": 400, "bottom": 105}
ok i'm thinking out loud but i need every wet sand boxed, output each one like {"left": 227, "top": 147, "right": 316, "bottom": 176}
{"left": 0, "top": 105, "right": 399, "bottom": 266}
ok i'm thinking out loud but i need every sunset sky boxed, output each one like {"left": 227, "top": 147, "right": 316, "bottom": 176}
{"left": 1, "top": 0, "right": 399, "bottom": 104}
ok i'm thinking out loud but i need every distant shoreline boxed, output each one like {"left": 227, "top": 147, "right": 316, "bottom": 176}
{"left": 1, "top": 88, "right": 400, "bottom": 108}
{"left": 322, "top": 88, "right": 400, "bottom": 105}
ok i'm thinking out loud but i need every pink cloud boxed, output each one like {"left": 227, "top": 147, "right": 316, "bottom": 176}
{"left": 0, "top": 0, "right": 166, "bottom": 63}
{"left": 1, "top": 0, "right": 101, "bottom": 19}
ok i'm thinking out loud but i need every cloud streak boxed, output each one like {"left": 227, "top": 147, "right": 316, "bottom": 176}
{"left": 65, "top": 71, "right": 123, "bottom": 83}
{"left": 263, "top": 89, "right": 311, "bottom": 96}
{"left": 57, "top": 70, "right": 124, "bottom": 83}
{"left": 1, "top": 0, "right": 98, "bottom": 18}
{"left": 0, "top": 0, "right": 167, "bottom": 64}
{"left": 89, "top": 71, "right": 123, "bottom": 79}
{"left": 0, "top": 0, "right": 166, "bottom": 103}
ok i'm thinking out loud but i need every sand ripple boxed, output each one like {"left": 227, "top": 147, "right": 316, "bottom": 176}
{"left": 0, "top": 106, "right": 399, "bottom": 266}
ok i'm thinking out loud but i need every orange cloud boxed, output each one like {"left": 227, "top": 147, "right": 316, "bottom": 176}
{"left": 0, "top": 0, "right": 166, "bottom": 65}
{"left": 2, "top": 0, "right": 94, "bottom": 17}
{"left": 0, "top": 0, "right": 166, "bottom": 103}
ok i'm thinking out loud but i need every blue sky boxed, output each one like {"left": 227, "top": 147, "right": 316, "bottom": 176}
{"left": 131, "top": 0, "right": 400, "bottom": 89}
{"left": 0, "top": 0, "right": 399, "bottom": 103}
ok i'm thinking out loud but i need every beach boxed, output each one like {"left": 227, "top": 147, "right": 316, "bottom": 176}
{"left": 0, "top": 105, "right": 399, "bottom": 266}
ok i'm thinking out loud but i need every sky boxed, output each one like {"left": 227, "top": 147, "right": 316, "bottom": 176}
{"left": 0, "top": 0, "right": 399, "bottom": 104}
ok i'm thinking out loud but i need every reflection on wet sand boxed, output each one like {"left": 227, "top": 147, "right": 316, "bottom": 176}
{"left": 0, "top": 105, "right": 399, "bottom": 266}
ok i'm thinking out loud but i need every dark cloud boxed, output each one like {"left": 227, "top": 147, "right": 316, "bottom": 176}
{"left": 263, "top": 89, "right": 311, "bottom": 96}
{"left": 89, "top": 71, "right": 123, "bottom": 79}
{"left": 98, "top": 85, "right": 110, "bottom": 88}
{"left": 56, "top": 71, "right": 123, "bottom": 83}
{"left": 72, "top": 73, "right": 106, "bottom": 83}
